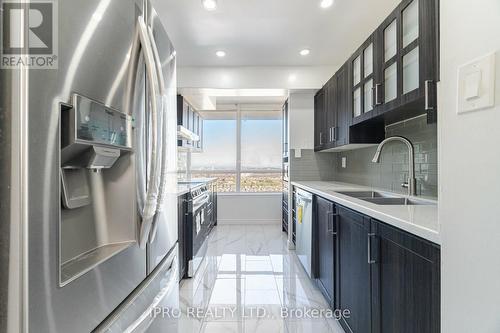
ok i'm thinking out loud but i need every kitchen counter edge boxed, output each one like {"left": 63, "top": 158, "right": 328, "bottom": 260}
{"left": 291, "top": 181, "right": 440, "bottom": 245}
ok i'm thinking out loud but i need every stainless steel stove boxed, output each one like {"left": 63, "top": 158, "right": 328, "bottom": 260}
{"left": 181, "top": 182, "right": 214, "bottom": 277}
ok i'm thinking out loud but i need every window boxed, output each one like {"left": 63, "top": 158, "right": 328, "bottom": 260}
{"left": 191, "top": 111, "right": 237, "bottom": 192}
{"left": 240, "top": 111, "right": 282, "bottom": 192}
{"left": 191, "top": 106, "right": 282, "bottom": 193}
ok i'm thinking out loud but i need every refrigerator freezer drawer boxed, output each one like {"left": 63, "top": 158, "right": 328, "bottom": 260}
{"left": 94, "top": 245, "right": 179, "bottom": 333}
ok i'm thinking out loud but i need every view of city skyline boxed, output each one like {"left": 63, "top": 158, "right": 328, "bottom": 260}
{"left": 191, "top": 115, "right": 283, "bottom": 192}
{"left": 191, "top": 117, "right": 282, "bottom": 170}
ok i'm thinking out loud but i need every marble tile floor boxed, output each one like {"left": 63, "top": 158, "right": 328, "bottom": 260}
{"left": 177, "top": 224, "right": 346, "bottom": 333}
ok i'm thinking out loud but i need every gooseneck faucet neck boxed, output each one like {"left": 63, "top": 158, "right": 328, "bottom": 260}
{"left": 371, "top": 136, "right": 416, "bottom": 196}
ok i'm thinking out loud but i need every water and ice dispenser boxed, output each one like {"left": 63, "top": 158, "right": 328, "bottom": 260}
{"left": 60, "top": 94, "right": 132, "bottom": 209}
{"left": 59, "top": 94, "right": 137, "bottom": 286}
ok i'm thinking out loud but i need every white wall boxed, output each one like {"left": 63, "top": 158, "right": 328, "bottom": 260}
{"left": 439, "top": 1, "right": 500, "bottom": 332}
{"left": 217, "top": 193, "right": 282, "bottom": 224}
{"left": 289, "top": 91, "right": 315, "bottom": 150}
{"left": 177, "top": 66, "right": 336, "bottom": 89}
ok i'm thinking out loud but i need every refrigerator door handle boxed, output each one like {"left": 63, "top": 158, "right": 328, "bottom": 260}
{"left": 147, "top": 26, "right": 166, "bottom": 95}
{"left": 137, "top": 15, "right": 162, "bottom": 248}
{"left": 147, "top": 25, "right": 167, "bottom": 243}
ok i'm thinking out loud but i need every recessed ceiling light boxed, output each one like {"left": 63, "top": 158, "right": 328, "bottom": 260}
{"left": 202, "top": 0, "right": 218, "bottom": 11}
{"left": 320, "top": 0, "right": 334, "bottom": 9}
{"left": 216, "top": 50, "right": 226, "bottom": 57}
{"left": 300, "top": 49, "right": 310, "bottom": 56}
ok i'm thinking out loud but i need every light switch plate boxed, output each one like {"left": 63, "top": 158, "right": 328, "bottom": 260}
{"left": 342, "top": 157, "right": 347, "bottom": 168}
{"left": 294, "top": 149, "right": 302, "bottom": 158}
{"left": 458, "top": 52, "right": 496, "bottom": 114}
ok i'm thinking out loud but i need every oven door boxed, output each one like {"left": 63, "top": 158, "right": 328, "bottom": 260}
{"left": 188, "top": 193, "right": 210, "bottom": 277}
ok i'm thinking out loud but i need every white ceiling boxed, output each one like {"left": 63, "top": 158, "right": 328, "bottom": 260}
{"left": 153, "top": 0, "right": 400, "bottom": 67}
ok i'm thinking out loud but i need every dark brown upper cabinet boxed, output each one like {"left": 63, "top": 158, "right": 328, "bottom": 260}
{"left": 314, "top": 0, "right": 439, "bottom": 152}
{"left": 314, "top": 88, "right": 327, "bottom": 151}
{"left": 314, "top": 63, "right": 384, "bottom": 152}
{"left": 373, "top": 0, "right": 439, "bottom": 124}
{"left": 177, "top": 95, "right": 204, "bottom": 151}
{"left": 350, "top": 35, "right": 380, "bottom": 125}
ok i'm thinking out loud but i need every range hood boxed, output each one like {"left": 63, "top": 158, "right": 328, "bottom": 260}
{"left": 177, "top": 125, "right": 200, "bottom": 142}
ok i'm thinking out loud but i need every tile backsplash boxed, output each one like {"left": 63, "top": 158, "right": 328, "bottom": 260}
{"left": 332, "top": 115, "right": 438, "bottom": 198}
{"left": 290, "top": 149, "right": 335, "bottom": 181}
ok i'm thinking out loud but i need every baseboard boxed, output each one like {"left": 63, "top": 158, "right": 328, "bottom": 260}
{"left": 217, "top": 219, "right": 281, "bottom": 225}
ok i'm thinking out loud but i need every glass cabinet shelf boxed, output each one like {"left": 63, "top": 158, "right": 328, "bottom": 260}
{"left": 364, "top": 43, "right": 373, "bottom": 78}
{"left": 353, "top": 56, "right": 361, "bottom": 86}
{"left": 384, "top": 20, "right": 397, "bottom": 62}
{"left": 353, "top": 87, "right": 362, "bottom": 117}
{"left": 403, "top": 0, "right": 419, "bottom": 48}
{"left": 384, "top": 63, "right": 397, "bottom": 102}
{"left": 364, "top": 79, "right": 374, "bottom": 113}
{"left": 403, "top": 46, "right": 419, "bottom": 94}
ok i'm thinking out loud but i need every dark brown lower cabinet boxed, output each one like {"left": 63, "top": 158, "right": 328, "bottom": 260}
{"left": 314, "top": 199, "right": 440, "bottom": 333}
{"left": 371, "top": 220, "right": 440, "bottom": 333}
{"left": 337, "top": 206, "right": 373, "bottom": 333}
{"left": 315, "top": 196, "right": 336, "bottom": 307}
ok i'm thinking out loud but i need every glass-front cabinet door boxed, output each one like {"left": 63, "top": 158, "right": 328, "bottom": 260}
{"left": 401, "top": 0, "right": 419, "bottom": 95}
{"left": 383, "top": 19, "right": 398, "bottom": 104}
{"left": 351, "top": 35, "right": 376, "bottom": 123}
{"left": 375, "top": 0, "right": 439, "bottom": 119}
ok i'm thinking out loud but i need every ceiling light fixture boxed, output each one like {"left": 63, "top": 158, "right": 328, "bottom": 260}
{"left": 300, "top": 49, "right": 310, "bottom": 56}
{"left": 202, "top": 0, "right": 218, "bottom": 11}
{"left": 216, "top": 50, "right": 226, "bottom": 57}
{"left": 320, "top": 0, "right": 334, "bottom": 9}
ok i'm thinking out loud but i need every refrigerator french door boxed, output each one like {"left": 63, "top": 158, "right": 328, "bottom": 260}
{"left": 0, "top": 1, "right": 178, "bottom": 332}
{"left": 144, "top": 4, "right": 178, "bottom": 274}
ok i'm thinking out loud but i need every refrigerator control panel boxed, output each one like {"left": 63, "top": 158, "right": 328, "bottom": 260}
{"left": 73, "top": 94, "right": 132, "bottom": 149}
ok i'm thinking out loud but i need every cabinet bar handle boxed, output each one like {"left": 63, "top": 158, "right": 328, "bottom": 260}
{"left": 367, "top": 233, "right": 376, "bottom": 264}
{"left": 372, "top": 86, "right": 376, "bottom": 108}
{"left": 374, "top": 83, "right": 382, "bottom": 105}
{"left": 327, "top": 211, "right": 338, "bottom": 235}
{"left": 425, "top": 80, "right": 435, "bottom": 111}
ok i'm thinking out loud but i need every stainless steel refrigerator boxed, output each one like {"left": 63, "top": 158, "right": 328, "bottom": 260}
{"left": 0, "top": 0, "right": 179, "bottom": 332}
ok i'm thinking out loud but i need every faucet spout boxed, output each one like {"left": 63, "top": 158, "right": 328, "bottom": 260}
{"left": 371, "top": 136, "right": 416, "bottom": 196}
{"left": 372, "top": 150, "right": 381, "bottom": 163}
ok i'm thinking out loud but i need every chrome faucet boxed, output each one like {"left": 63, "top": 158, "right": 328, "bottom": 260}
{"left": 372, "top": 136, "right": 416, "bottom": 196}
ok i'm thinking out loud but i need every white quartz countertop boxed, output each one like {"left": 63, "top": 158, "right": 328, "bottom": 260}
{"left": 291, "top": 181, "right": 440, "bottom": 245}
{"left": 177, "top": 178, "right": 217, "bottom": 196}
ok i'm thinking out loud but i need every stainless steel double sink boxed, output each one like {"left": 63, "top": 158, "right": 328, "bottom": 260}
{"left": 336, "top": 191, "right": 435, "bottom": 206}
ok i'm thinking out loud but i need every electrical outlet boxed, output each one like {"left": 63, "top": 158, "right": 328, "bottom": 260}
{"left": 342, "top": 157, "right": 347, "bottom": 168}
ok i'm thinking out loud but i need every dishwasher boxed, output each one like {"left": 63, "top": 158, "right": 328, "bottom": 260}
{"left": 295, "top": 188, "right": 314, "bottom": 278}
